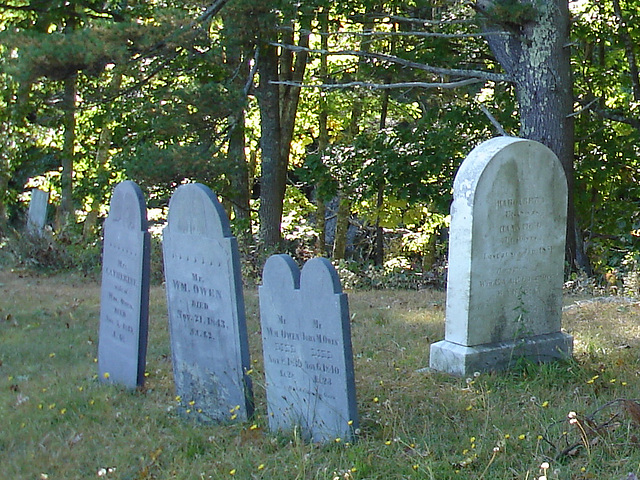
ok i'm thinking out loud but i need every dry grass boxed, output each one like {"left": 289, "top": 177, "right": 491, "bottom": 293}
{"left": 2, "top": 267, "right": 640, "bottom": 479}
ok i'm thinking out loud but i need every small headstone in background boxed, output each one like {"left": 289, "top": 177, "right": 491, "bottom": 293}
{"left": 430, "top": 136, "right": 573, "bottom": 376}
{"left": 26, "top": 189, "right": 49, "bottom": 234}
{"left": 163, "top": 183, "right": 253, "bottom": 422}
{"left": 259, "top": 254, "right": 358, "bottom": 443}
{"left": 98, "top": 181, "right": 151, "bottom": 388}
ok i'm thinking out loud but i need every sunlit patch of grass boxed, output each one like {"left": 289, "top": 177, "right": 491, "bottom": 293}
{"left": 3, "top": 270, "right": 640, "bottom": 478}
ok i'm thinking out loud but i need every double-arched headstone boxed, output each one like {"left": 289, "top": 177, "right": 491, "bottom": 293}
{"left": 259, "top": 254, "right": 358, "bottom": 443}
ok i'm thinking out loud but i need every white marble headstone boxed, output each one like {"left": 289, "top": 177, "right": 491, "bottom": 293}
{"left": 259, "top": 254, "right": 358, "bottom": 443}
{"left": 430, "top": 137, "right": 573, "bottom": 376}
{"left": 98, "top": 181, "right": 150, "bottom": 388}
{"left": 27, "top": 189, "right": 49, "bottom": 234}
{"left": 163, "top": 183, "right": 253, "bottom": 422}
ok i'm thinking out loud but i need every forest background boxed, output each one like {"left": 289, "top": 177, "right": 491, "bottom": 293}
{"left": 0, "top": 0, "right": 639, "bottom": 291}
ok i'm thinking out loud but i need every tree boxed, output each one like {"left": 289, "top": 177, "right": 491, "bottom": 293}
{"left": 252, "top": 2, "right": 312, "bottom": 248}
{"left": 570, "top": 0, "right": 640, "bottom": 276}
{"left": 0, "top": 0, "right": 134, "bottom": 228}
{"left": 474, "top": 0, "right": 586, "bottom": 272}
{"left": 277, "top": 1, "right": 590, "bottom": 270}
{"left": 1, "top": 0, "right": 236, "bottom": 232}
{"left": 256, "top": 13, "right": 285, "bottom": 247}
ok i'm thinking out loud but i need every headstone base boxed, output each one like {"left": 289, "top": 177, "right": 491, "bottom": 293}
{"left": 429, "top": 332, "right": 573, "bottom": 377}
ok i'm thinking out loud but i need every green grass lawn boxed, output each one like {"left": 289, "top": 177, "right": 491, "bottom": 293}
{"left": 2, "top": 268, "right": 640, "bottom": 479}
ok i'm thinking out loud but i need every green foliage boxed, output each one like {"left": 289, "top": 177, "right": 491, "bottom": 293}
{"left": 3, "top": 0, "right": 640, "bottom": 279}
{"left": 571, "top": 0, "right": 640, "bottom": 277}
{"left": 281, "top": 187, "right": 318, "bottom": 247}
{"left": 301, "top": 106, "right": 493, "bottom": 214}
{"left": 0, "top": 0, "right": 243, "bottom": 228}
{"left": 481, "top": 0, "right": 538, "bottom": 27}
{"left": 2, "top": 228, "right": 73, "bottom": 271}
{"left": 1, "top": 226, "right": 101, "bottom": 274}
{"left": 334, "top": 258, "right": 441, "bottom": 290}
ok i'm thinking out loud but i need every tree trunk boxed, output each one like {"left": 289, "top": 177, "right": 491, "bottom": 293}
{"left": 257, "top": 35, "right": 284, "bottom": 247}
{"left": 0, "top": 152, "right": 8, "bottom": 230}
{"left": 374, "top": 83, "right": 391, "bottom": 266}
{"left": 0, "top": 87, "right": 11, "bottom": 226}
{"left": 479, "top": 0, "right": 590, "bottom": 273}
{"left": 220, "top": 10, "right": 252, "bottom": 239}
{"left": 228, "top": 111, "right": 250, "bottom": 221}
{"left": 83, "top": 72, "right": 122, "bottom": 239}
{"left": 58, "top": 4, "right": 77, "bottom": 230}
{"left": 315, "top": 9, "right": 329, "bottom": 256}
{"left": 332, "top": 196, "right": 350, "bottom": 260}
{"left": 279, "top": 18, "right": 310, "bottom": 167}
{"left": 227, "top": 52, "right": 251, "bottom": 236}
{"left": 257, "top": 8, "right": 311, "bottom": 248}
{"left": 59, "top": 73, "right": 77, "bottom": 230}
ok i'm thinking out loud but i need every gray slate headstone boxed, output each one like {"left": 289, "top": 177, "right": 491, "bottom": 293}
{"left": 259, "top": 254, "right": 358, "bottom": 443}
{"left": 98, "top": 181, "right": 150, "bottom": 388}
{"left": 27, "top": 189, "right": 49, "bottom": 234}
{"left": 430, "top": 137, "right": 573, "bottom": 376}
{"left": 163, "top": 183, "right": 253, "bottom": 422}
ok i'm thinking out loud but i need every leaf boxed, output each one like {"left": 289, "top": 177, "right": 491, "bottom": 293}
{"left": 566, "top": 446, "right": 581, "bottom": 456}
{"left": 623, "top": 400, "right": 640, "bottom": 426}
{"left": 67, "top": 432, "right": 83, "bottom": 446}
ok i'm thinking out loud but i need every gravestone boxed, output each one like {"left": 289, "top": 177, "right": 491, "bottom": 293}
{"left": 98, "top": 181, "right": 150, "bottom": 388}
{"left": 429, "top": 136, "right": 573, "bottom": 376}
{"left": 163, "top": 183, "right": 253, "bottom": 422}
{"left": 27, "top": 189, "right": 49, "bottom": 234}
{"left": 259, "top": 254, "right": 358, "bottom": 443}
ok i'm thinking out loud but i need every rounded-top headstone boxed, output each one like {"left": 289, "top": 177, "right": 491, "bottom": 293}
{"left": 165, "top": 183, "right": 231, "bottom": 238}
{"left": 98, "top": 180, "right": 150, "bottom": 389}
{"left": 430, "top": 136, "right": 572, "bottom": 376}
{"left": 107, "top": 180, "right": 148, "bottom": 232}
{"left": 163, "top": 182, "right": 253, "bottom": 422}
{"left": 262, "top": 254, "right": 301, "bottom": 292}
{"left": 300, "top": 257, "right": 343, "bottom": 296}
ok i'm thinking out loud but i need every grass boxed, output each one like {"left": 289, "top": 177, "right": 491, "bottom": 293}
{"left": 2, "top": 268, "right": 640, "bottom": 479}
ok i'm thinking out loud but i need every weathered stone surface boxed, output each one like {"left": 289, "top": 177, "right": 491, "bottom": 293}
{"left": 430, "top": 137, "right": 573, "bottom": 376}
{"left": 27, "top": 189, "right": 49, "bottom": 234}
{"left": 163, "top": 183, "right": 253, "bottom": 422}
{"left": 259, "top": 254, "right": 358, "bottom": 443}
{"left": 98, "top": 181, "right": 150, "bottom": 388}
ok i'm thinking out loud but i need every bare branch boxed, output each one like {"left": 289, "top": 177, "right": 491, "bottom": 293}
{"left": 596, "top": 107, "right": 640, "bottom": 130}
{"left": 279, "top": 26, "right": 505, "bottom": 39}
{"left": 272, "top": 78, "right": 485, "bottom": 90}
{"left": 479, "top": 104, "right": 509, "bottom": 136}
{"left": 339, "top": 29, "right": 503, "bottom": 39}
{"left": 567, "top": 98, "right": 598, "bottom": 118}
{"left": 365, "top": 13, "right": 476, "bottom": 26}
{"left": 272, "top": 43, "right": 512, "bottom": 83}
{"left": 244, "top": 48, "right": 259, "bottom": 96}
{"left": 197, "top": 0, "right": 232, "bottom": 24}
